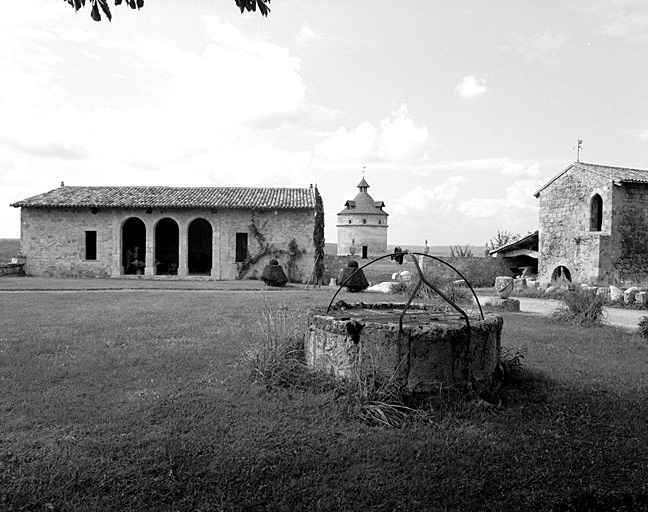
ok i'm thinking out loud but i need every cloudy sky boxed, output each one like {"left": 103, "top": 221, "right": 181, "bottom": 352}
{"left": 2, "top": 1, "right": 647, "bottom": 246}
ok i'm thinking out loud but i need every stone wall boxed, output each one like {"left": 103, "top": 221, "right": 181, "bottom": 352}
{"left": 19, "top": 207, "right": 315, "bottom": 280}
{"left": 610, "top": 183, "right": 648, "bottom": 280}
{"left": 538, "top": 167, "right": 612, "bottom": 285}
{"left": 336, "top": 213, "right": 388, "bottom": 256}
{"left": 538, "top": 167, "right": 648, "bottom": 285}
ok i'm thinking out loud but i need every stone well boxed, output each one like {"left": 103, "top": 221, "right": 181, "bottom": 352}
{"left": 305, "top": 301, "right": 503, "bottom": 397}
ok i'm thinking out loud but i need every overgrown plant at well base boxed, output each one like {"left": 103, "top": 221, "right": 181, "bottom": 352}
{"left": 241, "top": 303, "right": 311, "bottom": 389}
{"left": 240, "top": 302, "right": 414, "bottom": 427}
{"left": 551, "top": 287, "right": 607, "bottom": 326}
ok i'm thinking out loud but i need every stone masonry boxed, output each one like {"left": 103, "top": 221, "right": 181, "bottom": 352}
{"left": 535, "top": 162, "right": 648, "bottom": 286}
{"left": 12, "top": 186, "right": 317, "bottom": 280}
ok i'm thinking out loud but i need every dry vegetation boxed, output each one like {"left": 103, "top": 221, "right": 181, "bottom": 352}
{"left": 1, "top": 280, "right": 648, "bottom": 511}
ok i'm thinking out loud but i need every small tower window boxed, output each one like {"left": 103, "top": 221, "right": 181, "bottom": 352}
{"left": 590, "top": 194, "right": 603, "bottom": 231}
{"left": 378, "top": 220, "right": 382, "bottom": 225}
{"left": 362, "top": 219, "right": 367, "bottom": 224}
{"left": 348, "top": 219, "right": 351, "bottom": 224}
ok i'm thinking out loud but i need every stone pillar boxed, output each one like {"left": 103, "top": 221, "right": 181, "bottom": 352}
{"left": 211, "top": 216, "right": 220, "bottom": 279}
{"left": 145, "top": 219, "right": 155, "bottom": 276}
{"left": 177, "top": 221, "right": 188, "bottom": 276}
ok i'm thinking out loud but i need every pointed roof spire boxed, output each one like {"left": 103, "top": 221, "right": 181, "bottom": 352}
{"left": 357, "top": 177, "right": 369, "bottom": 190}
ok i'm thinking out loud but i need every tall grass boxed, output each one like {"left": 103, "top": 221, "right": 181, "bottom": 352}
{"left": 241, "top": 302, "right": 311, "bottom": 389}
{"left": 551, "top": 287, "right": 607, "bottom": 326}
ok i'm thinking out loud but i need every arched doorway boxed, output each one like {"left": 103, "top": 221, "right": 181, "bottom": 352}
{"left": 188, "top": 218, "right": 212, "bottom": 275}
{"left": 155, "top": 218, "right": 179, "bottom": 275}
{"left": 551, "top": 265, "right": 572, "bottom": 283}
{"left": 122, "top": 217, "right": 146, "bottom": 274}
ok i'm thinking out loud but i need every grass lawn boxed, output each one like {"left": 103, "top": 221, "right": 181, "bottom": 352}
{"left": 1, "top": 287, "right": 648, "bottom": 511}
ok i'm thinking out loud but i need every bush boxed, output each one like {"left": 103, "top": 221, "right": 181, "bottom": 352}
{"left": 260, "top": 260, "right": 288, "bottom": 287}
{"left": 339, "top": 260, "right": 369, "bottom": 292}
{"left": 551, "top": 288, "right": 607, "bottom": 326}
{"left": 637, "top": 316, "right": 648, "bottom": 341}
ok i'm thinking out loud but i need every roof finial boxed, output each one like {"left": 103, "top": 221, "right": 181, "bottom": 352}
{"left": 574, "top": 139, "right": 583, "bottom": 162}
{"left": 362, "top": 166, "right": 366, "bottom": 178}
{"left": 60, "top": 181, "right": 65, "bottom": 187}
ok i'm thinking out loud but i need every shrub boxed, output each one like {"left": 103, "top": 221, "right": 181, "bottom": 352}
{"left": 551, "top": 288, "right": 607, "bottom": 326}
{"left": 500, "top": 347, "right": 525, "bottom": 385}
{"left": 637, "top": 316, "right": 648, "bottom": 341}
{"left": 260, "top": 260, "right": 288, "bottom": 287}
{"left": 339, "top": 260, "right": 369, "bottom": 292}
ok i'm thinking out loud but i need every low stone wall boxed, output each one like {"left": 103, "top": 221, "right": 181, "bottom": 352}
{"left": 0, "top": 263, "right": 25, "bottom": 277}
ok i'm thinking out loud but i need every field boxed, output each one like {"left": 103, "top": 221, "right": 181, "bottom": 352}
{"left": 0, "top": 239, "right": 20, "bottom": 263}
{"left": 1, "top": 280, "right": 648, "bottom": 511}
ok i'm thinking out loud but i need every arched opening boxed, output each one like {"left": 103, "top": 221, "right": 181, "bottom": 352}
{"left": 155, "top": 218, "right": 179, "bottom": 275}
{"left": 590, "top": 194, "right": 603, "bottom": 231}
{"left": 188, "top": 218, "right": 212, "bottom": 275}
{"left": 551, "top": 265, "right": 572, "bottom": 283}
{"left": 122, "top": 217, "right": 146, "bottom": 274}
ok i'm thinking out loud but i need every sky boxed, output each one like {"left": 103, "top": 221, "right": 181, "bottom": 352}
{"left": 1, "top": 0, "right": 647, "bottom": 246}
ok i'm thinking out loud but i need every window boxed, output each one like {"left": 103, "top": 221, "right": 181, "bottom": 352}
{"left": 348, "top": 219, "right": 351, "bottom": 224}
{"left": 362, "top": 219, "right": 367, "bottom": 224}
{"left": 378, "top": 220, "right": 382, "bottom": 225}
{"left": 235, "top": 233, "right": 248, "bottom": 262}
{"left": 590, "top": 194, "right": 603, "bottom": 231}
{"left": 85, "top": 231, "right": 97, "bottom": 260}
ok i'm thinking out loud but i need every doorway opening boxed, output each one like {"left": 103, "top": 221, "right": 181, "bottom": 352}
{"left": 122, "top": 217, "right": 146, "bottom": 274}
{"left": 155, "top": 218, "right": 179, "bottom": 275}
{"left": 188, "top": 218, "right": 212, "bottom": 275}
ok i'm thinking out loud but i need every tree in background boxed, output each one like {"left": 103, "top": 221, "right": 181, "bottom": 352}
{"left": 312, "top": 186, "right": 325, "bottom": 286}
{"left": 63, "top": 0, "right": 270, "bottom": 22}
{"left": 449, "top": 244, "right": 473, "bottom": 258}
{"left": 487, "top": 230, "right": 520, "bottom": 252}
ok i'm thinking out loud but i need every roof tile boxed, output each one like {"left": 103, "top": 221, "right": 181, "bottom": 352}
{"left": 11, "top": 186, "right": 316, "bottom": 210}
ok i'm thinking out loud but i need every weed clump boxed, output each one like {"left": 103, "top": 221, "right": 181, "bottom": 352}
{"left": 241, "top": 303, "right": 309, "bottom": 389}
{"left": 637, "top": 316, "right": 648, "bottom": 341}
{"left": 551, "top": 288, "right": 607, "bottom": 326}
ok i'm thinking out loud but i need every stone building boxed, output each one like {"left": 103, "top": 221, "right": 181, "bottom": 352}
{"left": 10, "top": 185, "right": 317, "bottom": 280}
{"left": 336, "top": 177, "right": 388, "bottom": 258}
{"left": 534, "top": 161, "right": 648, "bottom": 285}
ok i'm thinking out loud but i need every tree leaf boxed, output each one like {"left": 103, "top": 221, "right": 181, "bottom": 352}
{"left": 90, "top": 2, "right": 101, "bottom": 21}
{"left": 114, "top": 0, "right": 122, "bottom": 4}
{"left": 98, "top": 0, "right": 112, "bottom": 21}
{"left": 137, "top": 0, "right": 143, "bottom": 8}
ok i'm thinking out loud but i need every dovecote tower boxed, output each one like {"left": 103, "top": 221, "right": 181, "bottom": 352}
{"left": 337, "top": 177, "right": 389, "bottom": 258}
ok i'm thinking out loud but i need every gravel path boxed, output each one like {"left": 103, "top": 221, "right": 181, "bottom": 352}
{"left": 479, "top": 296, "right": 646, "bottom": 331}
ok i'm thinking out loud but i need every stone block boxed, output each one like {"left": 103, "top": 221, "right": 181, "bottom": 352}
{"left": 635, "top": 292, "right": 648, "bottom": 307}
{"left": 624, "top": 286, "right": 641, "bottom": 304}
{"left": 485, "top": 297, "right": 520, "bottom": 312}
{"left": 610, "top": 285, "right": 624, "bottom": 302}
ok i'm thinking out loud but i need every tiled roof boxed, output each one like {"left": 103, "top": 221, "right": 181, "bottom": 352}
{"left": 11, "top": 186, "right": 316, "bottom": 210}
{"left": 535, "top": 162, "right": 648, "bottom": 197}
{"left": 489, "top": 231, "right": 538, "bottom": 255}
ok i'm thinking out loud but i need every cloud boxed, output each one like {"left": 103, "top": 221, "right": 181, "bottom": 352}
{"left": 600, "top": 4, "right": 648, "bottom": 42}
{"left": 458, "top": 179, "right": 541, "bottom": 219}
{"left": 314, "top": 104, "right": 429, "bottom": 162}
{"left": 390, "top": 176, "right": 466, "bottom": 216}
{"left": 297, "top": 24, "right": 324, "bottom": 43}
{"left": 507, "top": 31, "right": 568, "bottom": 65}
{"left": 378, "top": 104, "right": 429, "bottom": 160}
{"left": 499, "top": 162, "right": 540, "bottom": 177}
{"left": 455, "top": 75, "right": 487, "bottom": 99}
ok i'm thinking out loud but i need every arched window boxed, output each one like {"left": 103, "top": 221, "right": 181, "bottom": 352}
{"left": 590, "top": 194, "right": 603, "bottom": 231}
